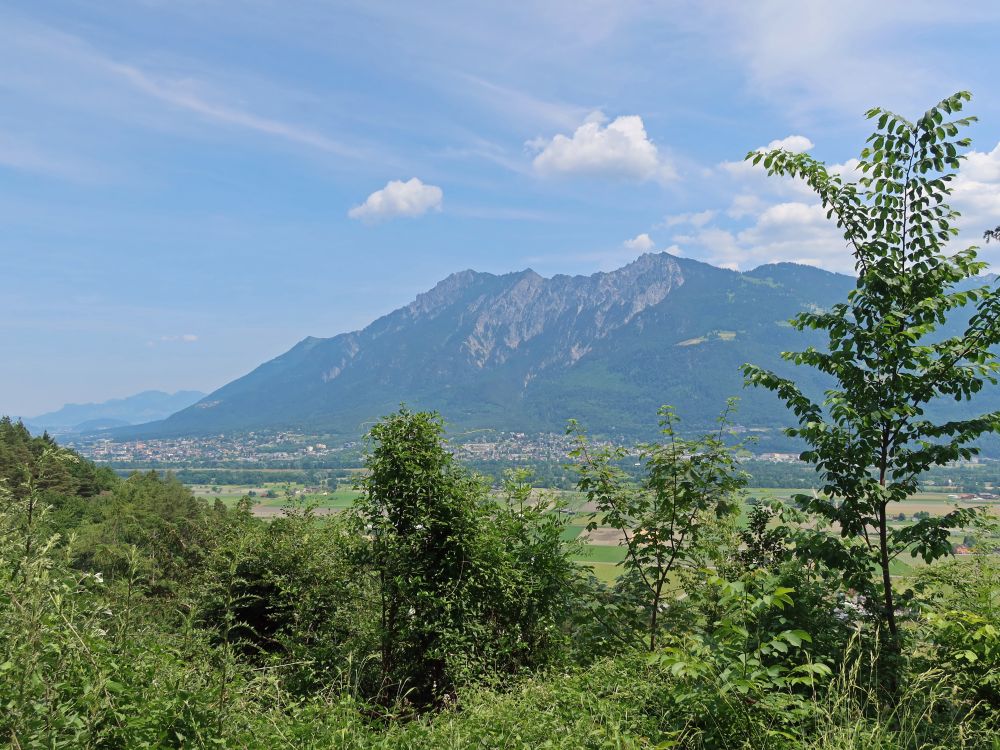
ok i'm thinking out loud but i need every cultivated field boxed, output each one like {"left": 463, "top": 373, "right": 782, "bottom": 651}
{"left": 187, "top": 481, "right": 997, "bottom": 585}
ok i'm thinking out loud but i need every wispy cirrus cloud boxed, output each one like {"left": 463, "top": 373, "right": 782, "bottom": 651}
{"left": 660, "top": 210, "right": 716, "bottom": 228}
{"left": 450, "top": 73, "right": 590, "bottom": 131}
{"left": 146, "top": 333, "right": 199, "bottom": 348}
{"left": 708, "top": 0, "right": 977, "bottom": 122}
{"left": 107, "top": 63, "right": 365, "bottom": 159}
{"left": 0, "top": 13, "right": 375, "bottom": 163}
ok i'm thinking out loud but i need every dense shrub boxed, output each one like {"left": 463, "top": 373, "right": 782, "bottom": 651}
{"left": 352, "top": 409, "right": 581, "bottom": 707}
{"left": 195, "top": 502, "right": 380, "bottom": 695}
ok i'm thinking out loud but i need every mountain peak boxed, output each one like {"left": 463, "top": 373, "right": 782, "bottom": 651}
{"left": 406, "top": 269, "right": 489, "bottom": 317}
{"left": 120, "top": 254, "right": 859, "bottom": 440}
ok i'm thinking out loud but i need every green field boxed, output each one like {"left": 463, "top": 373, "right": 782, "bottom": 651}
{"left": 187, "top": 481, "right": 995, "bottom": 584}
{"left": 191, "top": 483, "right": 361, "bottom": 509}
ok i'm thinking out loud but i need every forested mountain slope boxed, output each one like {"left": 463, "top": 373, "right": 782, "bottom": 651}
{"left": 121, "top": 253, "right": 997, "bottom": 441}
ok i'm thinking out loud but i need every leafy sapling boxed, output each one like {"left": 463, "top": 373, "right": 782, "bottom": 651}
{"left": 570, "top": 400, "right": 746, "bottom": 651}
{"left": 743, "top": 92, "right": 1000, "bottom": 640}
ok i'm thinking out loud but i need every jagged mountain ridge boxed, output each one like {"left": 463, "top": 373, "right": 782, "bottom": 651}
{"left": 124, "top": 253, "right": 861, "bottom": 441}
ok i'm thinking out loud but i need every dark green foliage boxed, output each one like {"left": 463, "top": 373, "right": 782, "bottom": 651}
{"left": 196, "top": 503, "right": 378, "bottom": 694}
{"left": 352, "top": 407, "right": 580, "bottom": 707}
{"left": 736, "top": 503, "right": 792, "bottom": 570}
{"left": 353, "top": 407, "right": 491, "bottom": 706}
{"left": 912, "top": 537, "right": 1000, "bottom": 711}
{"left": 0, "top": 494, "right": 227, "bottom": 747}
{"left": 467, "top": 470, "right": 582, "bottom": 674}
{"left": 0, "top": 416, "right": 116, "bottom": 503}
{"left": 654, "top": 571, "right": 835, "bottom": 747}
{"left": 72, "top": 471, "right": 226, "bottom": 591}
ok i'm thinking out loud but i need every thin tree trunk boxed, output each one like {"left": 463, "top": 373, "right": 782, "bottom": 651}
{"left": 877, "top": 430, "right": 898, "bottom": 639}
{"left": 877, "top": 503, "right": 897, "bottom": 638}
{"left": 649, "top": 577, "right": 663, "bottom": 652}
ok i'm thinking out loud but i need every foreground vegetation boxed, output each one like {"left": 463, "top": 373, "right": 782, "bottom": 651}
{"left": 4, "top": 92, "right": 1000, "bottom": 748}
{"left": 2, "top": 412, "right": 999, "bottom": 749}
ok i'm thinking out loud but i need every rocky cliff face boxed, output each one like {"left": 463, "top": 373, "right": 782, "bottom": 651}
{"left": 121, "top": 253, "right": 860, "bottom": 440}
{"left": 483, "top": 260, "right": 680, "bottom": 368}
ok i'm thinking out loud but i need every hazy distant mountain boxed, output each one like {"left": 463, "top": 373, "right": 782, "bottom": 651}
{"left": 29, "top": 390, "right": 205, "bottom": 434}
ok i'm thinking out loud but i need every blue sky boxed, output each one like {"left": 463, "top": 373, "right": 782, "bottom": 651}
{"left": 3, "top": 1, "right": 1000, "bottom": 416}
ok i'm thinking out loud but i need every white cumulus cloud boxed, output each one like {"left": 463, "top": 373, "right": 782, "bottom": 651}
{"left": 530, "top": 112, "right": 673, "bottom": 182}
{"left": 670, "top": 200, "right": 853, "bottom": 273}
{"left": 720, "top": 133, "right": 816, "bottom": 181}
{"left": 951, "top": 141, "right": 1000, "bottom": 255}
{"left": 964, "top": 142, "right": 1000, "bottom": 183}
{"left": 726, "top": 194, "right": 765, "bottom": 219}
{"left": 828, "top": 157, "right": 863, "bottom": 183}
{"left": 761, "top": 135, "right": 814, "bottom": 154}
{"left": 348, "top": 178, "right": 443, "bottom": 222}
{"left": 623, "top": 233, "right": 655, "bottom": 251}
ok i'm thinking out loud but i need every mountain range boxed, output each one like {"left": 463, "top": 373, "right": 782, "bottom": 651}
{"left": 116, "top": 253, "right": 871, "bottom": 444}
{"left": 28, "top": 390, "right": 205, "bottom": 435}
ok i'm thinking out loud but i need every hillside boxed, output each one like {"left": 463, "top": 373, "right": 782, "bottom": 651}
{"left": 118, "top": 253, "right": 863, "bottom": 441}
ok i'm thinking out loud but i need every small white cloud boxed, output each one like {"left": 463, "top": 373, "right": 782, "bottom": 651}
{"left": 348, "top": 178, "right": 443, "bottom": 222}
{"left": 623, "top": 233, "right": 655, "bottom": 251}
{"left": 719, "top": 134, "right": 815, "bottom": 181}
{"left": 160, "top": 334, "right": 198, "bottom": 342}
{"left": 762, "top": 135, "right": 814, "bottom": 154}
{"left": 530, "top": 112, "right": 673, "bottom": 182}
{"left": 719, "top": 158, "right": 816, "bottom": 205}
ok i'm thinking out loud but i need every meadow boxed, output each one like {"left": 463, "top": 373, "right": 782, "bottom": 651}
{"left": 187, "top": 480, "right": 997, "bottom": 585}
